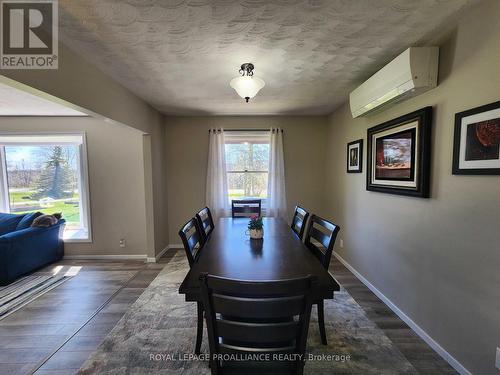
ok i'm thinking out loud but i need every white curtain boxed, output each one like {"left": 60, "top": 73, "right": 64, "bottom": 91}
{"left": 206, "top": 129, "right": 229, "bottom": 219}
{"left": 267, "top": 128, "right": 287, "bottom": 219}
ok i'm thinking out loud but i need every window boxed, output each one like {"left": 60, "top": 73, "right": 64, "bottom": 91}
{"left": 0, "top": 134, "right": 91, "bottom": 241}
{"left": 224, "top": 131, "right": 270, "bottom": 202}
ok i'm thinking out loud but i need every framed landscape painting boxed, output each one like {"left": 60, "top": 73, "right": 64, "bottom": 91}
{"left": 366, "top": 107, "right": 432, "bottom": 197}
{"left": 347, "top": 139, "right": 363, "bottom": 173}
{"left": 452, "top": 100, "right": 500, "bottom": 175}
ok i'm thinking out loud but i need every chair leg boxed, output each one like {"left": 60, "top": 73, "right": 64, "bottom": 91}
{"left": 209, "top": 359, "right": 219, "bottom": 375}
{"left": 317, "top": 300, "right": 327, "bottom": 345}
{"left": 296, "top": 359, "right": 305, "bottom": 375}
{"left": 195, "top": 302, "right": 203, "bottom": 354}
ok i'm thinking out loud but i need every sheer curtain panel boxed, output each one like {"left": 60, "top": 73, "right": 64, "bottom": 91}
{"left": 267, "top": 128, "right": 287, "bottom": 219}
{"left": 206, "top": 129, "right": 229, "bottom": 219}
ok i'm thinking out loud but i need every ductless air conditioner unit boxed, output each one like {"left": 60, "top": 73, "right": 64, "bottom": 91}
{"left": 349, "top": 47, "right": 439, "bottom": 118}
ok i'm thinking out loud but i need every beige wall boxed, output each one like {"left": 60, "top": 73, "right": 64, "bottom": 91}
{"left": 323, "top": 1, "right": 500, "bottom": 374}
{"left": 0, "top": 41, "right": 170, "bottom": 258}
{"left": 164, "top": 116, "right": 328, "bottom": 242}
{"left": 150, "top": 122, "right": 170, "bottom": 255}
{"left": 0, "top": 117, "right": 150, "bottom": 257}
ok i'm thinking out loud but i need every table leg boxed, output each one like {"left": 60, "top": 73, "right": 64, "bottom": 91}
{"left": 317, "top": 300, "right": 327, "bottom": 345}
{"left": 195, "top": 301, "right": 203, "bottom": 354}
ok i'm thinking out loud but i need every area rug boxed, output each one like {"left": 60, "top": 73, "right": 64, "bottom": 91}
{"left": 78, "top": 251, "right": 417, "bottom": 374}
{"left": 0, "top": 273, "right": 73, "bottom": 319}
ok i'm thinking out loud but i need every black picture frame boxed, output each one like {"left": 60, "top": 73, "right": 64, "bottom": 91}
{"left": 346, "top": 139, "right": 363, "bottom": 173}
{"left": 452, "top": 100, "right": 500, "bottom": 175}
{"left": 366, "top": 107, "right": 432, "bottom": 198}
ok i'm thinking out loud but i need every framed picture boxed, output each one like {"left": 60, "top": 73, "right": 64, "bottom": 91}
{"left": 347, "top": 139, "right": 363, "bottom": 173}
{"left": 452, "top": 100, "right": 500, "bottom": 175}
{"left": 366, "top": 107, "right": 432, "bottom": 197}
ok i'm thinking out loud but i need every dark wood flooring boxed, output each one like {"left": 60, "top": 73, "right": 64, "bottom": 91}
{"left": 0, "top": 250, "right": 457, "bottom": 375}
{"left": 0, "top": 253, "right": 173, "bottom": 375}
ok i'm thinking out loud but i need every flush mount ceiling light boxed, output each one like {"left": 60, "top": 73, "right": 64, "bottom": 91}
{"left": 230, "top": 63, "right": 265, "bottom": 103}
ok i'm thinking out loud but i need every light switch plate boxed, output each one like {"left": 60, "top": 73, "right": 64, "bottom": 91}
{"left": 496, "top": 347, "right": 500, "bottom": 370}
{"left": 340, "top": 239, "right": 344, "bottom": 248}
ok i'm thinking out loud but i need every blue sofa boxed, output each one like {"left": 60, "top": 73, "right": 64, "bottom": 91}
{"left": 0, "top": 212, "right": 65, "bottom": 285}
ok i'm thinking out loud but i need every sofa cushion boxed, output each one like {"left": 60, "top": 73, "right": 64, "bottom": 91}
{"left": 16, "top": 212, "right": 43, "bottom": 231}
{"left": 0, "top": 213, "right": 25, "bottom": 236}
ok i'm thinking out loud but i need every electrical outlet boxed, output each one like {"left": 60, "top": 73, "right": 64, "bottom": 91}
{"left": 119, "top": 239, "right": 126, "bottom": 248}
{"left": 340, "top": 239, "right": 344, "bottom": 248}
{"left": 496, "top": 347, "right": 500, "bottom": 370}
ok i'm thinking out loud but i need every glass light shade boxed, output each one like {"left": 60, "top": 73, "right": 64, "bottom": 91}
{"left": 230, "top": 75, "right": 265, "bottom": 101}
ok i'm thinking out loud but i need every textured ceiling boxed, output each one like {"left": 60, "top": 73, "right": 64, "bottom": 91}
{"left": 59, "top": 0, "right": 479, "bottom": 116}
{"left": 0, "top": 83, "right": 86, "bottom": 116}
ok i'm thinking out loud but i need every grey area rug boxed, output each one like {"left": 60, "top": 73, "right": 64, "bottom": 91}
{"left": 78, "top": 251, "right": 417, "bottom": 374}
{"left": 0, "top": 273, "right": 72, "bottom": 319}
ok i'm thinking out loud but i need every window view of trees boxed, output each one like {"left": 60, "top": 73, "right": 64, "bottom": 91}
{"left": 34, "top": 146, "right": 75, "bottom": 199}
{"left": 225, "top": 142, "right": 269, "bottom": 199}
{"left": 5, "top": 145, "right": 81, "bottom": 227}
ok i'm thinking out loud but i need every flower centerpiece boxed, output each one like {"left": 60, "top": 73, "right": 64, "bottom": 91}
{"left": 247, "top": 215, "right": 264, "bottom": 240}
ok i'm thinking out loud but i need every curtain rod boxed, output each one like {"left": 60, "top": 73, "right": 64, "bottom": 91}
{"left": 208, "top": 128, "right": 283, "bottom": 133}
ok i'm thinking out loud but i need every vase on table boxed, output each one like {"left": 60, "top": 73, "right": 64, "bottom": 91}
{"left": 247, "top": 215, "right": 264, "bottom": 240}
{"left": 249, "top": 228, "right": 263, "bottom": 240}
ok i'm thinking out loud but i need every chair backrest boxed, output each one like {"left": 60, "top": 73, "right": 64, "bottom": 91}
{"left": 291, "top": 205, "right": 310, "bottom": 240}
{"left": 231, "top": 199, "right": 262, "bottom": 218}
{"left": 304, "top": 215, "right": 340, "bottom": 270}
{"left": 178, "top": 218, "right": 204, "bottom": 267}
{"left": 195, "top": 206, "right": 214, "bottom": 242}
{"left": 200, "top": 274, "right": 314, "bottom": 374}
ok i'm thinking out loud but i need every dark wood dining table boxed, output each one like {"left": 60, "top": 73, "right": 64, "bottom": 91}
{"left": 179, "top": 217, "right": 340, "bottom": 301}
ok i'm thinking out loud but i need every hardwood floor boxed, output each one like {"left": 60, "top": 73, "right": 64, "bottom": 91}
{"left": 330, "top": 256, "right": 458, "bottom": 375}
{"left": 0, "top": 251, "right": 456, "bottom": 375}
{"left": 0, "top": 253, "right": 174, "bottom": 375}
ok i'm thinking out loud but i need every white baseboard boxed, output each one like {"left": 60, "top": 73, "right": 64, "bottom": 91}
{"left": 167, "top": 243, "right": 183, "bottom": 249}
{"left": 147, "top": 247, "right": 166, "bottom": 263}
{"left": 64, "top": 244, "right": 184, "bottom": 263}
{"left": 64, "top": 254, "right": 147, "bottom": 261}
{"left": 333, "top": 251, "right": 472, "bottom": 375}
{"left": 146, "top": 244, "right": 183, "bottom": 263}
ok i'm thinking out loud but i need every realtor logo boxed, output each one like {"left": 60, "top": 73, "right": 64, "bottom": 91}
{"left": 1, "top": 0, "right": 58, "bottom": 69}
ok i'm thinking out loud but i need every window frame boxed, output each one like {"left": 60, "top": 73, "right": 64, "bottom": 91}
{"left": 0, "top": 132, "right": 92, "bottom": 243}
{"left": 224, "top": 131, "right": 270, "bottom": 205}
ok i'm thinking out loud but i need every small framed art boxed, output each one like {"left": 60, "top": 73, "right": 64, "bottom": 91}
{"left": 347, "top": 139, "right": 363, "bottom": 173}
{"left": 452, "top": 100, "right": 500, "bottom": 175}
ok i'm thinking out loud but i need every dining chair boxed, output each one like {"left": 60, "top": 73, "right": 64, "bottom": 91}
{"left": 199, "top": 273, "right": 315, "bottom": 375}
{"left": 195, "top": 206, "right": 215, "bottom": 243}
{"left": 304, "top": 214, "right": 340, "bottom": 345}
{"left": 231, "top": 199, "right": 262, "bottom": 218}
{"left": 178, "top": 217, "right": 206, "bottom": 354}
{"left": 179, "top": 218, "right": 205, "bottom": 267}
{"left": 291, "top": 205, "right": 310, "bottom": 240}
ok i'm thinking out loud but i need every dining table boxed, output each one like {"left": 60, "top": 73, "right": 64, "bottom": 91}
{"left": 178, "top": 217, "right": 340, "bottom": 301}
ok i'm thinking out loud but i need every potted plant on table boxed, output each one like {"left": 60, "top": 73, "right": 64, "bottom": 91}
{"left": 247, "top": 215, "right": 264, "bottom": 240}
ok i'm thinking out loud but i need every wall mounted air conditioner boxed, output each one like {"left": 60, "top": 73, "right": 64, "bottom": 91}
{"left": 349, "top": 47, "right": 439, "bottom": 118}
